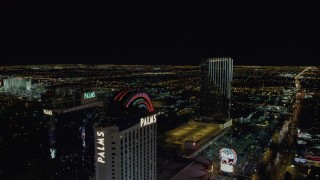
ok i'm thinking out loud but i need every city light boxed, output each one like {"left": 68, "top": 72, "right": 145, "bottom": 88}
{"left": 0, "top": 64, "right": 319, "bottom": 179}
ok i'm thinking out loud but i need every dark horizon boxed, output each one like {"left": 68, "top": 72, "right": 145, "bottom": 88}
{"left": 1, "top": 52, "right": 316, "bottom": 66}
{"left": 1, "top": 2, "right": 319, "bottom": 66}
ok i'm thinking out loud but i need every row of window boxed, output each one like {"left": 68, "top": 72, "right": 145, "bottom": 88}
{"left": 116, "top": 124, "right": 156, "bottom": 179}
{"left": 120, "top": 170, "right": 157, "bottom": 180}
{"left": 121, "top": 124, "right": 156, "bottom": 139}
{"left": 111, "top": 136, "right": 116, "bottom": 180}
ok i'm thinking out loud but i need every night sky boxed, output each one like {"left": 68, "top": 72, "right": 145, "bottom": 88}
{"left": 1, "top": 2, "right": 319, "bottom": 66}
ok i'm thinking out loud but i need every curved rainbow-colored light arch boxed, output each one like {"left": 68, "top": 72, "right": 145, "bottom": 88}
{"left": 125, "top": 92, "right": 154, "bottom": 112}
{"left": 114, "top": 90, "right": 131, "bottom": 101}
{"left": 113, "top": 90, "right": 154, "bottom": 112}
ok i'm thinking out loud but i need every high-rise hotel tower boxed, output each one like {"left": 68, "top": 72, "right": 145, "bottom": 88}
{"left": 94, "top": 90, "right": 157, "bottom": 180}
{"left": 200, "top": 57, "right": 233, "bottom": 122}
{"left": 41, "top": 83, "right": 104, "bottom": 179}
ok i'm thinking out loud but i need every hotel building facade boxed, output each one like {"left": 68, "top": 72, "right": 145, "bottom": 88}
{"left": 41, "top": 83, "right": 104, "bottom": 179}
{"left": 94, "top": 90, "right": 157, "bottom": 180}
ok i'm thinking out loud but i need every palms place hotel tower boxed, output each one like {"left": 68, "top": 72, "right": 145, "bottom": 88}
{"left": 200, "top": 57, "right": 233, "bottom": 122}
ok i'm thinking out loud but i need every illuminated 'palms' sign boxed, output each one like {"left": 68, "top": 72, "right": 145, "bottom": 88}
{"left": 84, "top": 92, "right": 96, "bottom": 99}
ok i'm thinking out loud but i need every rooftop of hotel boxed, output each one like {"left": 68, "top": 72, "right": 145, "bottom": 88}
{"left": 165, "top": 121, "right": 223, "bottom": 147}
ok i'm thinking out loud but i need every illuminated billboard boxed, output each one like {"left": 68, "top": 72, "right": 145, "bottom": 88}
{"left": 219, "top": 148, "right": 237, "bottom": 173}
{"left": 294, "top": 157, "right": 307, "bottom": 164}
{"left": 43, "top": 109, "right": 53, "bottom": 115}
